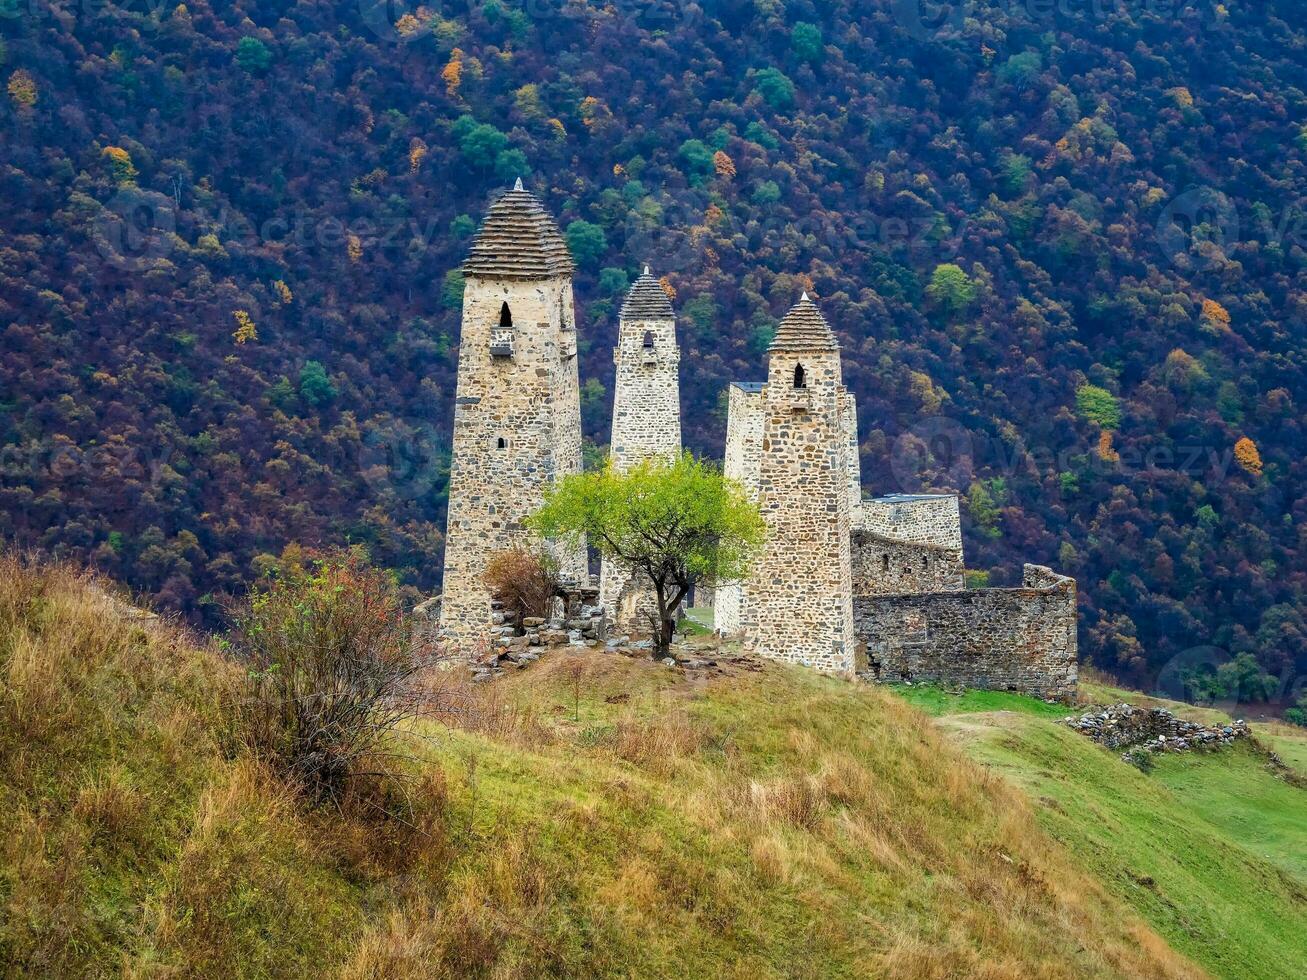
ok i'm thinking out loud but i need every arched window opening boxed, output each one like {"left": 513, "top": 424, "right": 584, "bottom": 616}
{"left": 496, "top": 436, "right": 508, "bottom": 450}
{"left": 793, "top": 363, "right": 806, "bottom": 389}
{"left": 921, "top": 555, "right": 929, "bottom": 570}
{"left": 881, "top": 554, "right": 890, "bottom": 573}
{"left": 498, "top": 302, "right": 513, "bottom": 329}
{"left": 642, "top": 330, "right": 655, "bottom": 349}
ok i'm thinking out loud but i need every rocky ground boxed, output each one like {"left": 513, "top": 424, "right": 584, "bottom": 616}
{"left": 1064, "top": 702, "right": 1251, "bottom": 759}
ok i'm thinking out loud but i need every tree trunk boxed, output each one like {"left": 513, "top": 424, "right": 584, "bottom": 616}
{"left": 651, "top": 578, "right": 672, "bottom": 659}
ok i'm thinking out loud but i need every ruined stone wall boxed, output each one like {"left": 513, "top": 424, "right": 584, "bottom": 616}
{"left": 851, "top": 531, "right": 965, "bottom": 596}
{"left": 714, "top": 382, "right": 763, "bottom": 634}
{"left": 600, "top": 311, "right": 682, "bottom": 633}
{"left": 855, "top": 565, "right": 1078, "bottom": 699}
{"left": 861, "top": 494, "right": 963, "bottom": 551}
{"left": 742, "top": 353, "right": 856, "bottom": 675}
{"left": 440, "top": 274, "right": 586, "bottom": 647}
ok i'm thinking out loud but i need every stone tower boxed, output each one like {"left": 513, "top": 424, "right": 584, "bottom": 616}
{"left": 599, "top": 267, "right": 682, "bottom": 631}
{"left": 741, "top": 294, "right": 857, "bottom": 674}
{"left": 439, "top": 180, "right": 586, "bottom": 647}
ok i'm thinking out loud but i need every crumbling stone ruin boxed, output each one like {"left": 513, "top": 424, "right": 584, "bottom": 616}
{"left": 598, "top": 267, "right": 682, "bottom": 634}
{"left": 717, "top": 295, "right": 1078, "bottom": 698}
{"left": 1064, "top": 703, "right": 1251, "bottom": 759}
{"left": 471, "top": 585, "right": 607, "bottom": 682}
{"left": 439, "top": 182, "right": 1079, "bottom": 700}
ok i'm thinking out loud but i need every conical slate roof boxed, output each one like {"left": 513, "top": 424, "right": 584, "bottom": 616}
{"left": 619, "top": 266, "right": 675, "bottom": 320}
{"left": 462, "top": 179, "right": 575, "bottom": 280}
{"left": 769, "top": 292, "right": 839, "bottom": 352}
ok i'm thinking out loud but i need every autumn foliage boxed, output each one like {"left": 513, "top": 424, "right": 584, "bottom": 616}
{"left": 0, "top": 0, "right": 1302, "bottom": 693}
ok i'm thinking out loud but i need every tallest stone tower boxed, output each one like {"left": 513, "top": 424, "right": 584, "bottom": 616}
{"left": 439, "top": 181, "right": 586, "bottom": 647}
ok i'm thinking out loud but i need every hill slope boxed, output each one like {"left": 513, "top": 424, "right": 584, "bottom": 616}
{"left": 1, "top": 2, "right": 1305, "bottom": 693}
{"left": 0, "top": 556, "right": 1205, "bottom": 978}
{"left": 919, "top": 688, "right": 1307, "bottom": 980}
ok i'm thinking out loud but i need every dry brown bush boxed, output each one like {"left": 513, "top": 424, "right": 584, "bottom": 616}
{"left": 480, "top": 546, "right": 560, "bottom": 626}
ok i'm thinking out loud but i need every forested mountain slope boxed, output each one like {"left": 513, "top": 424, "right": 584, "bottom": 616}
{"left": 1, "top": 1, "right": 1304, "bottom": 690}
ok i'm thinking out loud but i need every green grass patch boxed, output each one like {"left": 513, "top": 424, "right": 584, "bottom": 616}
{"left": 1254, "top": 722, "right": 1307, "bottom": 779}
{"left": 1151, "top": 744, "right": 1307, "bottom": 883}
{"left": 888, "top": 683, "right": 1070, "bottom": 719}
{"left": 935, "top": 709, "right": 1307, "bottom": 980}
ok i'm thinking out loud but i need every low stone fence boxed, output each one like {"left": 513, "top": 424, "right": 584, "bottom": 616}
{"left": 1064, "top": 703, "right": 1250, "bottom": 756}
{"left": 855, "top": 564, "right": 1077, "bottom": 700}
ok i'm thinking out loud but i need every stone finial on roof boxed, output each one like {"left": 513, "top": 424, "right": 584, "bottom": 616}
{"left": 770, "top": 293, "right": 839, "bottom": 352}
{"left": 620, "top": 266, "right": 675, "bottom": 320}
{"left": 462, "top": 182, "right": 575, "bottom": 280}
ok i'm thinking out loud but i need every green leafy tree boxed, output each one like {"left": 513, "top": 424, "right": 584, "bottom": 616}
{"left": 752, "top": 180, "right": 781, "bottom": 204}
{"left": 745, "top": 121, "right": 779, "bottom": 149}
{"left": 1285, "top": 693, "right": 1307, "bottom": 727}
{"left": 235, "top": 37, "right": 272, "bottom": 74}
{"left": 598, "top": 267, "right": 630, "bottom": 296}
{"left": 925, "top": 263, "right": 976, "bottom": 315}
{"left": 752, "top": 67, "right": 796, "bottom": 110}
{"left": 298, "top": 360, "right": 336, "bottom": 407}
{"left": 997, "top": 51, "right": 1042, "bottom": 90}
{"left": 1000, "top": 152, "right": 1032, "bottom": 193}
{"left": 441, "top": 269, "right": 466, "bottom": 309}
{"left": 1075, "top": 384, "right": 1122, "bottom": 430}
{"left": 494, "top": 147, "right": 529, "bottom": 182}
{"left": 791, "top": 22, "right": 822, "bottom": 63}
{"left": 678, "top": 138, "right": 715, "bottom": 177}
{"left": 966, "top": 480, "right": 1002, "bottom": 538}
{"left": 529, "top": 453, "right": 764, "bottom": 656}
{"left": 565, "top": 220, "right": 607, "bottom": 268}
{"left": 452, "top": 116, "right": 509, "bottom": 169}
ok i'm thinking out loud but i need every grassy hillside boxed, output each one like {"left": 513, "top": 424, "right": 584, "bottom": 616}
{"left": 926, "top": 689, "right": 1307, "bottom": 980}
{"left": 0, "top": 557, "right": 1205, "bottom": 978}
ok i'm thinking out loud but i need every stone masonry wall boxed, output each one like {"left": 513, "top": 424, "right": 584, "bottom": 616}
{"left": 743, "top": 352, "right": 856, "bottom": 675}
{"left": 860, "top": 494, "right": 963, "bottom": 550}
{"left": 842, "top": 390, "right": 862, "bottom": 529}
{"left": 855, "top": 565, "right": 1078, "bottom": 699}
{"left": 714, "top": 382, "right": 763, "bottom": 634}
{"left": 599, "top": 309, "right": 682, "bottom": 634}
{"left": 440, "top": 274, "right": 586, "bottom": 647}
{"left": 851, "top": 530, "right": 965, "bottom": 596}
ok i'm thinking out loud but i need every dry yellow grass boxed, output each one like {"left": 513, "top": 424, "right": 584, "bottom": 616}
{"left": 0, "top": 557, "right": 1205, "bottom": 978}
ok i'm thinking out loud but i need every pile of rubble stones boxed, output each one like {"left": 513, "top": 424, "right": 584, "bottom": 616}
{"left": 471, "top": 599, "right": 608, "bottom": 681}
{"left": 1064, "top": 702, "right": 1250, "bottom": 757}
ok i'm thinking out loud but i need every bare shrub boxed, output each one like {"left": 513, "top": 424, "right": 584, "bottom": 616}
{"left": 230, "top": 548, "right": 443, "bottom": 805}
{"left": 480, "top": 546, "right": 560, "bottom": 626}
